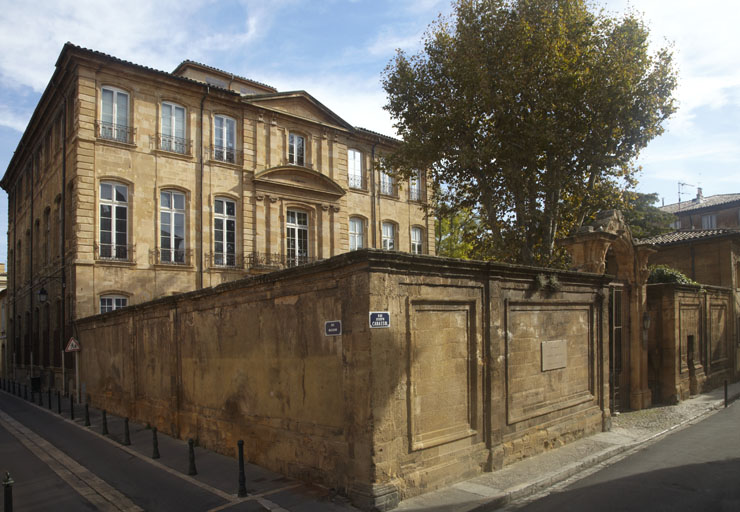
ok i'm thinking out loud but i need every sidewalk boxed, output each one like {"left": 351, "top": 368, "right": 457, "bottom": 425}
{"left": 2, "top": 379, "right": 738, "bottom": 511}
{"left": 395, "top": 381, "right": 740, "bottom": 511}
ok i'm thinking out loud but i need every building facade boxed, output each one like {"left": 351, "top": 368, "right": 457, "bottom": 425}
{"left": 660, "top": 188, "right": 740, "bottom": 230}
{"left": 1, "top": 43, "right": 433, "bottom": 388}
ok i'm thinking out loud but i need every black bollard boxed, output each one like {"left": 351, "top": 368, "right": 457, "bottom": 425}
{"left": 70, "top": 395, "right": 75, "bottom": 420}
{"left": 102, "top": 410, "right": 109, "bottom": 435}
{"left": 57, "top": 391, "right": 62, "bottom": 414}
{"left": 84, "top": 403, "right": 90, "bottom": 427}
{"left": 24, "top": 385, "right": 28, "bottom": 401}
{"left": 123, "top": 418, "right": 131, "bottom": 446}
{"left": 38, "top": 389, "right": 43, "bottom": 406}
{"left": 2, "top": 471, "right": 13, "bottom": 512}
{"left": 725, "top": 380, "right": 728, "bottom": 408}
{"left": 237, "top": 440, "right": 247, "bottom": 497}
{"left": 48, "top": 389, "right": 52, "bottom": 410}
{"left": 187, "top": 439, "right": 197, "bottom": 475}
{"left": 152, "top": 428, "right": 160, "bottom": 459}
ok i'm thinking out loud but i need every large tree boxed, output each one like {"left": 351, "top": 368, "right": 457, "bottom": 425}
{"left": 382, "top": 0, "right": 677, "bottom": 266}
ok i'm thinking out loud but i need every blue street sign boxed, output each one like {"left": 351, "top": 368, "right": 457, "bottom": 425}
{"left": 369, "top": 312, "right": 391, "bottom": 328}
{"left": 325, "top": 321, "right": 342, "bottom": 336}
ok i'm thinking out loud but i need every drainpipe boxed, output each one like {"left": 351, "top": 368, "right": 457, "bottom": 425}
{"left": 198, "top": 87, "right": 210, "bottom": 289}
{"left": 61, "top": 94, "right": 67, "bottom": 371}
{"left": 29, "top": 144, "right": 34, "bottom": 376}
{"left": 370, "top": 140, "right": 379, "bottom": 248}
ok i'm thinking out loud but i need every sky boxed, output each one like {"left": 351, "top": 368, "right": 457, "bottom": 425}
{"left": 0, "top": 0, "right": 739, "bottom": 264}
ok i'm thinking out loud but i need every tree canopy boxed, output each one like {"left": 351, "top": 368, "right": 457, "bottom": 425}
{"left": 382, "top": 0, "right": 677, "bottom": 266}
{"left": 622, "top": 192, "right": 675, "bottom": 239}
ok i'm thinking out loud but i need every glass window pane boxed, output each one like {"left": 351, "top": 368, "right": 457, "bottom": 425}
{"left": 215, "top": 199, "right": 223, "bottom": 214}
{"left": 226, "top": 200, "right": 235, "bottom": 216}
{"left": 100, "top": 183, "right": 112, "bottom": 200}
{"left": 160, "top": 191, "right": 171, "bottom": 209}
{"left": 102, "top": 89, "right": 113, "bottom": 124}
{"left": 226, "top": 118, "right": 235, "bottom": 148}
{"left": 173, "top": 193, "right": 184, "bottom": 210}
{"left": 175, "top": 106, "right": 185, "bottom": 139}
{"left": 116, "top": 92, "right": 128, "bottom": 127}
{"left": 161, "top": 103, "right": 172, "bottom": 136}
{"left": 215, "top": 116, "right": 223, "bottom": 147}
{"left": 115, "top": 185, "right": 127, "bottom": 202}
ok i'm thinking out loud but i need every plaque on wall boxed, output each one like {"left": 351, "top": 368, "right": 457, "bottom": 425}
{"left": 541, "top": 339, "right": 567, "bottom": 371}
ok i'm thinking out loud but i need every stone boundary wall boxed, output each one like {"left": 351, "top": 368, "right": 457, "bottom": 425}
{"left": 647, "top": 283, "right": 735, "bottom": 403}
{"left": 75, "top": 250, "right": 611, "bottom": 510}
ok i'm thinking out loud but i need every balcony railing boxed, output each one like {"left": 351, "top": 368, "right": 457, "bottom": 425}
{"left": 155, "top": 248, "right": 191, "bottom": 265}
{"left": 247, "top": 252, "right": 319, "bottom": 270}
{"left": 96, "top": 121, "right": 134, "bottom": 144}
{"left": 157, "top": 134, "right": 191, "bottom": 155}
{"left": 409, "top": 186, "right": 424, "bottom": 202}
{"left": 95, "top": 243, "right": 135, "bottom": 262}
{"left": 211, "top": 146, "right": 241, "bottom": 165}
{"left": 349, "top": 172, "right": 365, "bottom": 190}
{"left": 380, "top": 180, "right": 398, "bottom": 197}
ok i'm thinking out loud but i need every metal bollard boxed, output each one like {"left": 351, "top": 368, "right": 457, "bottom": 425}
{"left": 102, "top": 410, "right": 109, "bottom": 435}
{"left": 123, "top": 418, "right": 131, "bottom": 446}
{"left": 70, "top": 395, "right": 75, "bottom": 420}
{"left": 3, "top": 471, "right": 14, "bottom": 512}
{"left": 38, "top": 389, "right": 43, "bottom": 406}
{"left": 237, "top": 440, "right": 247, "bottom": 497}
{"left": 57, "top": 391, "right": 62, "bottom": 414}
{"left": 48, "top": 389, "right": 52, "bottom": 410}
{"left": 84, "top": 403, "right": 91, "bottom": 427}
{"left": 725, "top": 380, "right": 728, "bottom": 408}
{"left": 187, "top": 439, "right": 197, "bottom": 475}
{"left": 24, "top": 385, "right": 28, "bottom": 401}
{"left": 152, "top": 428, "right": 160, "bottom": 459}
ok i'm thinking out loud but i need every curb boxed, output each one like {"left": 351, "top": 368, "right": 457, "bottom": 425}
{"left": 470, "top": 391, "right": 740, "bottom": 512}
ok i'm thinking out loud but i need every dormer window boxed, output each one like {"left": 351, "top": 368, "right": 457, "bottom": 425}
{"left": 289, "top": 133, "right": 305, "bottom": 166}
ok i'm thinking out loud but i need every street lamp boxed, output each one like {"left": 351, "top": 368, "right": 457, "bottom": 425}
{"left": 38, "top": 287, "right": 48, "bottom": 304}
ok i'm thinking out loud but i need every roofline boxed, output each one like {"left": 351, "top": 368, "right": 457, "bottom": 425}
{"left": 172, "top": 59, "right": 277, "bottom": 93}
{"left": 354, "top": 126, "right": 400, "bottom": 145}
{"left": 637, "top": 229, "right": 740, "bottom": 248}
{"left": 245, "top": 90, "right": 355, "bottom": 131}
{"left": 663, "top": 198, "right": 740, "bottom": 216}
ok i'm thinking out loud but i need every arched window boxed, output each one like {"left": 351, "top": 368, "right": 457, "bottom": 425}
{"left": 286, "top": 209, "right": 309, "bottom": 266}
{"left": 160, "top": 190, "right": 186, "bottom": 264}
{"left": 349, "top": 217, "right": 365, "bottom": 251}
{"left": 214, "top": 197, "right": 236, "bottom": 266}
{"left": 100, "top": 294, "right": 128, "bottom": 313}
{"left": 99, "top": 182, "right": 129, "bottom": 260}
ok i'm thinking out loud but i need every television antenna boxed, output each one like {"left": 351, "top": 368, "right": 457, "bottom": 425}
{"left": 677, "top": 182, "right": 694, "bottom": 210}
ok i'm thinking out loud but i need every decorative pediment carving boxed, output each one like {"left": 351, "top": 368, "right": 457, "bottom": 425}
{"left": 247, "top": 92, "right": 353, "bottom": 130}
{"left": 253, "top": 166, "right": 346, "bottom": 199}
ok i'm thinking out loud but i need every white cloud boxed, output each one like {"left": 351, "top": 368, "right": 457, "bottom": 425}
{"left": 0, "top": 105, "right": 31, "bottom": 132}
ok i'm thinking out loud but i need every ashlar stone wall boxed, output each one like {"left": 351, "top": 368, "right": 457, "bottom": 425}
{"left": 75, "top": 250, "right": 611, "bottom": 510}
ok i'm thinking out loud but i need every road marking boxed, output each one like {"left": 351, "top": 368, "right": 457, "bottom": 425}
{"left": 0, "top": 409, "right": 143, "bottom": 511}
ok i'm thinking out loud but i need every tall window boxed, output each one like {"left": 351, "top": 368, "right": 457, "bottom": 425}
{"left": 286, "top": 210, "right": 309, "bottom": 266}
{"left": 214, "top": 198, "right": 236, "bottom": 266}
{"left": 382, "top": 222, "right": 395, "bottom": 250}
{"left": 161, "top": 102, "right": 187, "bottom": 154}
{"left": 99, "top": 182, "right": 128, "bottom": 260}
{"left": 411, "top": 227, "right": 423, "bottom": 254}
{"left": 409, "top": 170, "right": 422, "bottom": 201}
{"left": 289, "top": 133, "right": 305, "bottom": 166}
{"left": 214, "top": 115, "right": 236, "bottom": 163}
{"left": 349, "top": 217, "right": 364, "bottom": 251}
{"left": 380, "top": 170, "right": 395, "bottom": 196}
{"left": 348, "top": 149, "right": 363, "bottom": 189}
{"left": 100, "top": 87, "right": 130, "bottom": 142}
{"left": 160, "top": 190, "right": 186, "bottom": 264}
{"left": 701, "top": 214, "right": 716, "bottom": 229}
{"left": 100, "top": 295, "right": 128, "bottom": 313}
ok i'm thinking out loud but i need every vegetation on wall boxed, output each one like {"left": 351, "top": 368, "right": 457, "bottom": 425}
{"left": 647, "top": 265, "right": 698, "bottom": 285}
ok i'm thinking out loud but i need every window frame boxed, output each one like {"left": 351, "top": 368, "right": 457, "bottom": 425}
{"left": 409, "top": 170, "right": 423, "bottom": 201}
{"left": 98, "top": 181, "right": 129, "bottom": 260}
{"left": 159, "top": 189, "right": 187, "bottom": 264}
{"left": 381, "top": 221, "right": 396, "bottom": 251}
{"left": 100, "top": 294, "right": 128, "bottom": 314}
{"left": 160, "top": 101, "right": 188, "bottom": 154}
{"left": 380, "top": 170, "right": 396, "bottom": 197}
{"left": 348, "top": 149, "right": 364, "bottom": 189}
{"left": 213, "top": 114, "right": 236, "bottom": 163}
{"left": 286, "top": 209, "right": 309, "bottom": 266}
{"left": 213, "top": 197, "right": 237, "bottom": 266}
{"left": 99, "top": 86, "right": 131, "bottom": 143}
{"left": 701, "top": 214, "right": 717, "bottom": 229}
{"left": 288, "top": 133, "right": 305, "bottom": 166}
{"left": 411, "top": 226, "right": 424, "bottom": 254}
{"left": 349, "top": 216, "right": 365, "bottom": 251}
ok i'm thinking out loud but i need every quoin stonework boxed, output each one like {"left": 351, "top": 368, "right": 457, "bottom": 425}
{"left": 1, "top": 43, "right": 433, "bottom": 387}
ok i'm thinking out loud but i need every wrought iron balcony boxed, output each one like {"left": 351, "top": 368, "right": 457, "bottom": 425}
{"left": 155, "top": 248, "right": 191, "bottom": 265}
{"left": 349, "top": 173, "right": 366, "bottom": 190}
{"left": 380, "top": 180, "right": 398, "bottom": 197}
{"left": 95, "top": 243, "right": 135, "bottom": 262}
{"left": 157, "top": 134, "right": 191, "bottom": 155}
{"left": 211, "top": 146, "right": 241, "bottom": 165}
{"left": 96, "top": 121, "right": 134, "bottom": 144}
{"left": 247, "top": 252, "right": 318, "bottom": 270}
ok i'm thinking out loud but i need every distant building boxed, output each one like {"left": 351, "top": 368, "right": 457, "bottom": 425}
{"left": 1, "top": 43, "right": 433, "bottom": 388}
{"left": 660, "top": 188, "right": 740, "bottom": 230}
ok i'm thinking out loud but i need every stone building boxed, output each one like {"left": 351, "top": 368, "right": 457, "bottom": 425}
{"left": 1, "top": 43, "right": 433, "bottom": 388}
{"left": 660, "top": 188, "right": 740, "bottom": 230}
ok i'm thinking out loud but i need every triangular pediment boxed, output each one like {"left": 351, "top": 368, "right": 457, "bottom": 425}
{"left": 247, "top": 92, "right": 353, "bottom": 130}
{"left": 254, "top": 166, "right": 346, "bottom": 199}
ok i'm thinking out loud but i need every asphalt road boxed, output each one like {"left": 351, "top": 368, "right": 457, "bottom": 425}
{"left": 512, "top": 402, "right": 740, "bottom": 512}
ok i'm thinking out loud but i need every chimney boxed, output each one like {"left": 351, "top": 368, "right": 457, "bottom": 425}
{"left": 697, "top": 187, "right": 703, "bottom": 201}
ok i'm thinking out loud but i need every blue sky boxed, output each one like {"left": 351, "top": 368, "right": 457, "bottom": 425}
{"left": 1, "top": 0, "right": 739, "bottom": 264}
